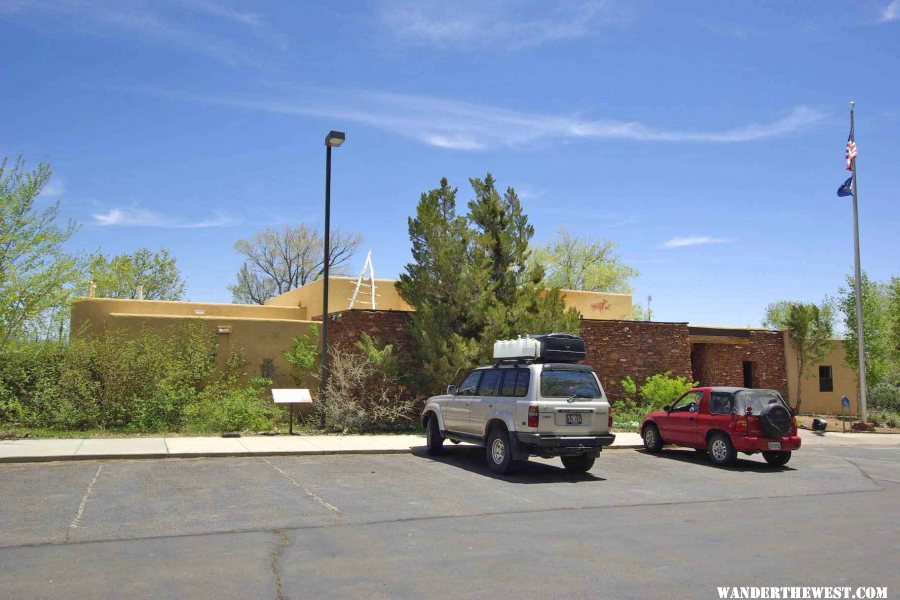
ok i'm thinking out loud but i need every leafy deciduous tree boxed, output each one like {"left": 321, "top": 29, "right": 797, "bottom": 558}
{"left": 0, "top": 157, "right": 79, "bottom": 350}
{"left": 530, "top": 227, "right": 639, "bottom": 293}
{"left": 88, "top": 248, "right": 186, "bottom": 301}
{"left": 837, "top": 272, "right": 894, "bottom": 390}
{"left": 763, "top": 300, "right": 835, "bottom": 412}
{"left": 230, "top": 224, "right": 362, "bottom": 304}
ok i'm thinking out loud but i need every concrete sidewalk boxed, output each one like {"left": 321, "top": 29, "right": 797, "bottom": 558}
{"left": 1, "top": 429, "right": 896, "bottom": 463}
{"left": 0, "top": 432, "right": 643, "bottom": 463}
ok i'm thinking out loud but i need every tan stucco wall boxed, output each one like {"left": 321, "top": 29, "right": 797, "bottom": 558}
{"left": 265, "top": 277, "right": 412, "bottom": 317}
{"left": 558, "top": 289, "right": 632, "bottom": 320}
{"left": 71, "top": 298, "right": 317, "bottom": 389}
{"left": 784, "top": 333, "right": 857, "bottom": 416}
{"left": 264, "top": 277, "right": 631, "bottom": 321}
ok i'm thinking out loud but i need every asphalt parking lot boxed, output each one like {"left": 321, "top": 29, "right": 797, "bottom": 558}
{"left": 2, "top": 444, "right": 899, "bottom": 599}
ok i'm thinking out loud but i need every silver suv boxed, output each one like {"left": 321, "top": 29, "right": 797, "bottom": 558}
{"left": 421, "top": 356, "right": 615, "bottom": 474}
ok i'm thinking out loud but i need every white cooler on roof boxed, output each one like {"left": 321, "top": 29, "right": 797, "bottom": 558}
{"left": 493, "top": 337, "right": 540, "bottom": 360}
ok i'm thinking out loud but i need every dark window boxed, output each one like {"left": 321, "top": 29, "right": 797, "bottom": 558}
{"left": 500, "top": 368, "right": 530, "bottom": 397}
{"left": 458, "top": 371, "right": 482, "bottom": 396}
{"left": 819, "top": 365, "right": 833, "bottom": 392}
{"left": 477, "top": 369, "right": 502, "bottom": 397}
{"left": 709, "top": 392, "right": 735, "bottom": 415}
{"left": 540, "top": 370, "right": 601, "bottom": 399}
{"left": 742, "top": 361, "right": 754, "bottom": 389}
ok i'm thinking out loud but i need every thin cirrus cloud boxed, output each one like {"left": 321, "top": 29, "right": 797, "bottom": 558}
{"left": 92, "top": 207, "right": 238, "bottom": 229}
{"left": 0, "top": 0, "right": 280, "bottom": 67}
{"left": 137, "top": 86, "right": 826, "bottom": 151}
{"left": 881, "top": 0, "right": 900, "bottom": 22}
{"left": 376, "top": 0, "right": 627, "bottom": 49}
{"left": 661, "top": 236, "right": 731, "bottom": 249}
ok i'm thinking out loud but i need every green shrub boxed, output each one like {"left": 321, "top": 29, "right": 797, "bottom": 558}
{"left": 869, "top": 382, "right": 900, "bottom": 412}
{"left": 184, "top": 377, "right": 277, "bottom": 433}
{"left": 612, "top": 372, "right": 698, "bottom": 429}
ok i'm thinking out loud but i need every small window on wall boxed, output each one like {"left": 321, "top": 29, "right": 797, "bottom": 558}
{"left": 819, "top": 366, "right": 833, "bottom": 392}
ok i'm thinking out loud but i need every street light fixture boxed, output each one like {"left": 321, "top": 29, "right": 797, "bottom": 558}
{"left": 320, "top": 130, "right": 345, "bottom": 427}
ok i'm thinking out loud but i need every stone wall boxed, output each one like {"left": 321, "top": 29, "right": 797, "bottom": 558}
{"left": 327, "top": 311, "right": 788, "bottom": 403}
{"left": 579, "top": 320, "right": 693, "bottom": 401}
{"left": 690, "top": 331, "right": 788, "bottom": 400}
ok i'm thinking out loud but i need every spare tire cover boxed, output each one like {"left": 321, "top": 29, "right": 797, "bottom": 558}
{"left": 759, "top": 402, "right": 792, "bottom": 438}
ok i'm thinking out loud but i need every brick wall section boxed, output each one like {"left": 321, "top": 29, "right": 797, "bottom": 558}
{"left": 326, "top": 311, "right": 788, "bottom": 403}
{"left": 579, "top": 320, "right": 693, "bottom": 401}
{"left": 690, "top": 331, "right": 788, "bottom": 400}
{"left": 328, "top": 309, "right": 411, "bottom": 352}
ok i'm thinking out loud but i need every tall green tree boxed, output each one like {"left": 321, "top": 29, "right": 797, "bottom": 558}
{"left": 529, "top": 227, "right": 639, "bottom": 293}
{"left": 397, "top": 174, "right": 579, "bottom": 395}
{"left": 838, "top": 271, "right": 893, "bottom": 389}
{"left": 0, "top": 157, "right": 79, "bottom": 350}
{"left": 88, "top": 248, "right": 186, "bottom": 300}
{"left": 763, "top": 300, "right": 834, "bottom": 413}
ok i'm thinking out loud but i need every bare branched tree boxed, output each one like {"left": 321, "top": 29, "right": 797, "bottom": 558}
{"left": 229, "top": 224, "right": 362, "bottom": 304}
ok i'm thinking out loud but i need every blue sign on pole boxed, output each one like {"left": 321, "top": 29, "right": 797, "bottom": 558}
{"left": 841, "top": 396, "right": 850, "bottom": 408}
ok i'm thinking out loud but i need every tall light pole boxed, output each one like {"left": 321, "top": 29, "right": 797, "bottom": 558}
{"left": 320, "top": 130, "right": 345, "bottom": 427}
{"left": 847, "top": 102, "right": 868, "bottom": 424}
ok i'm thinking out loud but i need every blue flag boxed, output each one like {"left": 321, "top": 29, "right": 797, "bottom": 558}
{"left": 837, "top": 176, "right": 853, "bottom": 197}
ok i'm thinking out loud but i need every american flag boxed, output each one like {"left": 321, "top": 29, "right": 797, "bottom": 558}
{"left": 845, "top": 127, "right": 857, "bottom": 171}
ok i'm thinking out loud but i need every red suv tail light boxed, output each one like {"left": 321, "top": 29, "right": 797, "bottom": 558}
{"left": 527, "top": 406, "right": 539, "bottom": 428}
{"left": 734, "top": 419, "right": 748, "bottom": 433}
{"left": 608, "top": 412, "right": 613, "bottom": 429}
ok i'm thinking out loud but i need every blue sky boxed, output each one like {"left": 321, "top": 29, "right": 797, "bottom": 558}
{"left": 1, "top": 0, "right": 898, "bottom": 327}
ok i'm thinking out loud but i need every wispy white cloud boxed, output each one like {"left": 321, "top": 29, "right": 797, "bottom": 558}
{"left": 92, "top": 206, "right": 238, "bottom": 228}
{"left": 136, "top": 86, "right": 826, "bottom": 151}
{"left": 881, "top": 0, "right": 900, "bottom": 22}
{"left": 661, "top": 236, "right": 731, "bottom": 249}
{"left": 39, "top": 178, "right": 65, "bottom": 197}
{"left": 0, "top": 0, "right": 279, "bottom": 67}
{"left": 376, "top": 0, "right": 627, "bottom": 49}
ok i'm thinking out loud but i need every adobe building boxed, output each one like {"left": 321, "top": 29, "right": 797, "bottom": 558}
{"left": 70, "top": 276, "right": 858, "bottom": 415}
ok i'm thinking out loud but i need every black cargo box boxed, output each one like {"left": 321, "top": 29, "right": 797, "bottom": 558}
{"left": 531, "top": 333, "right": 586, "bottom": 363}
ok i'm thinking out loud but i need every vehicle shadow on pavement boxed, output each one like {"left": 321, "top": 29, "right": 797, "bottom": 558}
{"left": 638, "top": 448, "right": 796, "bottom": 473}
{"left": 411, "top": 445, "right": 607, "bottom": 483}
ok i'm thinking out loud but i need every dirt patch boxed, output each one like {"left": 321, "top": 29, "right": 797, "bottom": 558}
{"left": 796, "top": 414, "right": 900, "bottom": 434}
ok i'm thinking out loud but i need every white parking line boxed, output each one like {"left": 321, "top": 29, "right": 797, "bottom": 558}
{"left": 260, "top": 457, "right": 343, "bottom": 519}
{"left": 69, "top": 464, "right": 103, "bottom": 531}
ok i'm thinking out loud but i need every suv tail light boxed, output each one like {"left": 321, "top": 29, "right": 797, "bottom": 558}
{"left": 734, "top": 419, "right": 748, "bottom": 433}
{"left": 608, "top": 412, "right": 613, "bottom": 429}
{"left": 527, "top": 405, "right": 539, "bottom": 428}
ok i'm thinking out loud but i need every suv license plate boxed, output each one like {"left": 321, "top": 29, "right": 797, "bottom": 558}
{"left": 566, "top": 414, "right": 582, "bottom": 425}
{"left": 767, "top": 442, "right": 782, "bottom": 450}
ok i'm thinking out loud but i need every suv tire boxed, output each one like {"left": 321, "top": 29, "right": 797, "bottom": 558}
{"left": 486, "top": 427, "right": 513, "bottom": 475}
{"left": 561, "top": 454, "right": 595, "bottom": 474}
{"left": 707, "top": 432, "right": 736, "bottom": 467}
{"left": 425, "top": 414, "right": 444, "bottom": 456}
{"left": 763, "top": 450, "right": 791, "bottom": 467}
{"left": 758, "top": 403, "right": 792, "bottom": 438}
{"left": 642, "top": 423, "right": 663, "bottom": 453}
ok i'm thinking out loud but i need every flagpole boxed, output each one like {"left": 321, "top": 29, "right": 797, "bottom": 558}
{"left": 849, "top": 100, "right": 869, "bottom": 425}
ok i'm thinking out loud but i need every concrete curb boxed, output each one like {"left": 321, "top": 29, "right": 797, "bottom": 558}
{"left": 0, "top": 443, "right": 646, "bottom": 464}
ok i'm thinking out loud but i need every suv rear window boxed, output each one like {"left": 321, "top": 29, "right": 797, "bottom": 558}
{"left": 499, "top": 368, "right": 529, "bottom": 397}
{"left": 540, "top": 370, "right": 601, "bottom": 399}
{"left": 735, "top": 390, "right": 788, "bottom": 415}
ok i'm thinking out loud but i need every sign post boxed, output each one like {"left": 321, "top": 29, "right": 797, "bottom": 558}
{"left": 272, "top": 389, "right": 313, "bottom": 435}
{"left": 841, "top": 395, "right": 850, "bottom": 433}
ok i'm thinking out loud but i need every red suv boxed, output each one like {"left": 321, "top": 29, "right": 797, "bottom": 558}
{"left": 640, "top": 387, "right": 800, "bottom": 467}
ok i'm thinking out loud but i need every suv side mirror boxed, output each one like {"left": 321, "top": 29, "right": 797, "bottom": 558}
{"left": 446, "top": 385, "right": 458, "bottom": 396}
{"left": 663, "top": 405, "right": 672, "bottom": 412}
